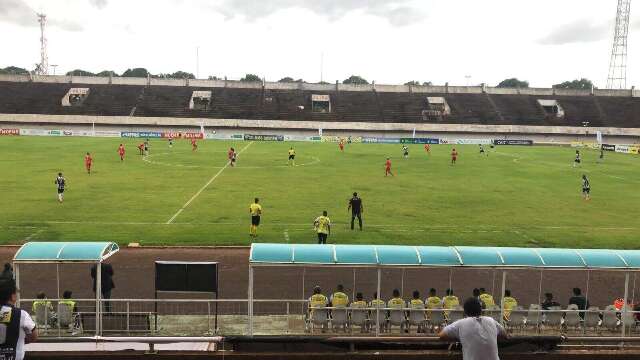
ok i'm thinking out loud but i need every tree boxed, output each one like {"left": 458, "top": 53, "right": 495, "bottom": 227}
{"left": 343, "top": 75, "right": 369, "bottom": 85}
{"left": 405, "top": 80, "right": 432, "bottom": 86}
{"left": 0, "top": 66, "right": 29, "bottom": 75}
{"left": 170, "top": 71, "right": 195, "bottom": 79}
{"left": 278, "top": 77, "right": 304, "bottom": 83}
{"left": 497, "top": 78, "right": 529, "bottom": 88}
{"left": 208, "top": 75, "right": 219, "bottom": 80}
{"left": 552, "top": 78, "right": 594, "bottom": 90}
{"left": 66, "top": 69, "right": 96, "bottom": 76}
{"left": 121, "top": 68, "right": 150, "bottom": 78}
{"left": 240, "top": 74, "right": 262, "bottom": 82}
{"left": 96, "top": 70, "right": 119, "bottom": 77}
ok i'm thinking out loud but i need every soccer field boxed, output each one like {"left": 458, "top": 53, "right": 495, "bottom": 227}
{"left": 1, "top": 136, "right": 639, "bottom": 248}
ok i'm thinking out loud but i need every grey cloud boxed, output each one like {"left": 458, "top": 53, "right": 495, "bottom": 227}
{"left": 89, "top": 0, "right": 107, "bottom": 9}
{"left": 213, "top": 0, "right": 424, "bottom": 26}
{"left": 539, "top": 19, "right": 609, "bottom": 45}
{"left": 0, "top": 0, "right": 84, "bottom": 31}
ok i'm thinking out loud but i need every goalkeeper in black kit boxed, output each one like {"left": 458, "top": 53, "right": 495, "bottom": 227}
{"left": 348, "top": 192, "right": 364, "bottom": 231}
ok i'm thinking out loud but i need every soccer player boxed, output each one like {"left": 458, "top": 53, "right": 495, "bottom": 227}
{"left": 84, "top": 152, "right": 93, "bottom": 174}
{"left": 479, "top": 144, "right": 487, "bottom": 156}
{"left": 573, "top": 150, "right": 581, "bottom": 168}
{"left": 137, "top": 143, "right": 145, "bottom": 155}
{"left": 168, "top": 136, "right": 174, "bottom": 148}
{"left": 228, "top": 147, "right": 236, "bottom": 167}
{"left": 55, "top": 172, "right": 66, "bottom": 203}
{"left": 339, "top": 140, "right": 345, "bottom": 152}
{"left": 424, "top": 143, "right": 431, "bottom": 155}
{"left": 191, "top": 138, "right": 198, "bottom": 151}
{"left": 402, "top": 145, "right": 409, "bottom": 158}
{"left": 451, "top": 148, "right": 458, "bottom": 165}
{"left": 249, "top": 198, "right": 262, "bottom": 238}
{"left": 288, "top": 147, "right": 296, "bottom": 166}
{"left": 582, "top": 174, "right": 591, "bottom": 201}
{"left": 314, "top": 211, "right": 331, "bottom": 244}
{"left": 348, "top": 192, "right": 363, "bottom": 230}
{"left": 598, "top": 148, "right": 604, "bottom": 163}
{"left": 385, "top": 158, "right": 394, "bottom": 177}
{"left": 143, "top": 139, "right": 150, "bottom": 156}
{"left": 117, "top": 144, "right": 125, "bottom": 161}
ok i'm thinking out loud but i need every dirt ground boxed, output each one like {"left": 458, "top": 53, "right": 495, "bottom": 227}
{"left": 1, "top": 246, "right": 636, "bottom": 310}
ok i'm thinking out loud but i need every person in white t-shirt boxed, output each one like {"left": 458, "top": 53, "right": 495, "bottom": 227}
{"left": 439, "top": 297, "right": 507, "bottom": 360}
{"left": 0, "top": 277, "right": 37, "bottom": 360}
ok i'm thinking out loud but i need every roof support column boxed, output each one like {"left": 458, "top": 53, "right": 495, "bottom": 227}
{"left": 375, "top": 267, "right": 381, "bottom": 337}
{"left": 14, "top": 264, "right": 20, "bottom": 307}
{"left": 248, "top": 265, "right": 254, "bottom": 337}
{"left": 96, "top": 262, "right": 102, "bottom": 336}
{"left": 500, "top": 271, "right": 506, "bottom": 327}
{"left": 622, "top": 272, "right": 630, "bottom": 340}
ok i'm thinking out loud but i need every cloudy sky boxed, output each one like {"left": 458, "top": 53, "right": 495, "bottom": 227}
{"left": 1, "top": 0, "right": 639, "bottom": 88}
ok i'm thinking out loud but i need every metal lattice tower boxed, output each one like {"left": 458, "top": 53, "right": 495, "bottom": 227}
{"left": 36, "top": 13, "right": 49, "bottom": 75}
{"left": 606, "top": 0, "right": 631, "bottom": 89}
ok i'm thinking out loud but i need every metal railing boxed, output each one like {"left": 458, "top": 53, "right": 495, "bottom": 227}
{"left": 19, "top": 298, "right": 640, "bottom": 339}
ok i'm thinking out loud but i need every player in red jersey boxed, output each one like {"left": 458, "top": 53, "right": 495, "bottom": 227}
{"left": 451, "top": 148, "right": 458, "bottom": 165}
{"left": 339, "top": 140, "right": 345, "bottom": 152}
{"left": 424, "top": 143, "right": 431, "bottom": 155}
{"left": 385, "top": 158, "right": 394, "bottom": 177}
{"left": 191, "top": 138, "right": 198, "bottom": 151}
{"left": 137, "top": 143, "right": 144, "bottom": 155}
{"left": 117, "top": 144, "right": 125, "bottom": 161}
{"left": 84, "top": 152, "right": 93, "bottom": 174}
{"left": 228, "top": 147, "right": 237, "bottom": 167}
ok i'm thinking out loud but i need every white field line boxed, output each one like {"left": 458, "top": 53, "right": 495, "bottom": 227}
{"left": 165, "top": 141, "right": 254, "bottom": 224}
{"left": 23, "top": 229, "right": 44, "bottom": 241}
{"left": 283, "top": 229, "right": 290, "bottom": 242}
{"left": 4, "top": 220, "right": 639, "bottom": 232}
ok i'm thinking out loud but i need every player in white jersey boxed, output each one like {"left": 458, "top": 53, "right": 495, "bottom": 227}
{"left": 55, "top": 172, "right": 66, "bottom": 203}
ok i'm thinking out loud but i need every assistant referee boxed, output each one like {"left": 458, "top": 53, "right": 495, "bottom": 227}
{"left": 249, "top": 198, "right": 262, "bottom": 238}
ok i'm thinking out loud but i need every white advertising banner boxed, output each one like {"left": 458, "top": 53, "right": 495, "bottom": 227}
{"left": 440, "top": 138, "right": 492, "bottom": 145}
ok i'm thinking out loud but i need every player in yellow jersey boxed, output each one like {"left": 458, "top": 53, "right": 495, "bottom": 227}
{"left": 442, "top": 288, "right": 460, "bottom": 320}
{"left": 249, "top": 198, "right": 262, "bottom": 238}
{"left": 479, "top": 288, "right": 496, "bottom": 309}
{"left": 308, "top": 286, "right": 328, "bottom": 332}
{"left": 330, "top": 284, "right": 349, "bottom": 307}
{"left": 349, "top": 292, "right": 368, "bottom": 332}
{"left": 288, "top": 147, "right": 296, "bottom": 166}
{"left": 408, "top": 290, "right": 425, "bottom": 333}
{"left": 313, "top": 211, "right": 331, "bottom": 244}
{"left": 502, "top": 289, "right": 518, "bottom": 320}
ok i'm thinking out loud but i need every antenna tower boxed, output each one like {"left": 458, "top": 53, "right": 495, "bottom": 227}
{"left": 606, "top": 0, "right": 631, "bottom": 89}
{"left": 36, "top": 13, "right": 49, "bottom": 75}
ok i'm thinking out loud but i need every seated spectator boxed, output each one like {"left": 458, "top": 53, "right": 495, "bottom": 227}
{"left": 349, "top": 292, "right": 368, "bottom": 332}
{"left": 369, "top": 292, "right": 386, "bottom": 331}
{"left": 330, "top": 284, "right": 349, "bottom": 308}
{"left": 502, "top": 290, "right": 518, "bottom": 320}
{"left": 388, "top": 289, "right": 405, "bottom": 310}
{"left": 32, "top": 292, "right": 55, "bottom": 326}
{"left": 439, "top": 297, "right": 508, "bottom": 360}
{"left": 568, "top": 288, "right": 589, "bottom": 319}
{"left": 58, "top": 290, "right": 79, "bottom": 332}
{"left": 308, "top": 286, "right": 328, "bottom": 332}
{"left": 541, "top": 292, "right": 561, "bottom": 310}
{"left": 369, "top": 292, "right": 385, "bottom": 309}
{"left": 479, "top": 288, "right": 496, "bottom": 308}
{"left": 350, "top": 292, "right": 367, "bottom": 308}
{"left": 442, "top": 288, "right": 460, "bottom": 319}
{"left": 409, "top": 290, "right": 424, "bottom": 309}
{"left": 425, "top": 288, "right": 442, "bottom": 309}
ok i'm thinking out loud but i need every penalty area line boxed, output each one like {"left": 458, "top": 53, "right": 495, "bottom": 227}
{"left": 165, "top": 141, "right": 254, "bottom": 224}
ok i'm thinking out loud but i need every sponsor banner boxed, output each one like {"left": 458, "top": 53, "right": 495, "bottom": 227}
{"left": 615, "top": 145, "right": 632, "bottom": 154}
{"left": 400, "top": 138, "right": 439, "bottom": 144}
{"left": 630, "top": 146, "right": 639, "bottom": 154}
{"left": 0, "top": 129, "right": 20, "bottom": 136}
{"left": 601, "top": 144, "right": 616, "bottom": 151}
{"left": 162, "top": 132, "right": 204, "bottom": 139}
{"left": 441, "top": 138, "right": 492, "bottom": 145}
{"left": 493, "top": 139, "right": 533, "bottom": 146}
{"left": 121, "top": 131, "right": 163, "bottom": 138}
{"left": 362, "top": 137, "right": 401, "bottom": 144}
{"left": 244, "top": 134, "right": 284, "bottom": 141}
{"left": 309, "top": 136, "right": 321, "bottom": 141}
{"left": 321, "top": 136, "right": 363, "bottom": 143}
{"left": 94, "top": 130, "right": 121, "bottom": 138}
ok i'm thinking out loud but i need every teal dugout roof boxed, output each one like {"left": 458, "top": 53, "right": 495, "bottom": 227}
{"left": 14, "top": 242, "right": 119, "bottom": 262}
{"left": 250, "top": 244, "right": 640, "bottom": 269}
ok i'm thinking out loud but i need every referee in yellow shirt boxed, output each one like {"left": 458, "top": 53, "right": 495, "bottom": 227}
{"left": 314, "top": 211, "right": 331, "bottom": 244}
{"left": 249, "top": 198, "right": 262, "bottom": 238}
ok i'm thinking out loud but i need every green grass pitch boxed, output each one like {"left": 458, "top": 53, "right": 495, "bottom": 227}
{"left": 1, "top": 136, "right": 639, "bottom": 248}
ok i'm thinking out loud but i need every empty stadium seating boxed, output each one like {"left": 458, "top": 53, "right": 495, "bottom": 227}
{"left": 1, "top": 80, "right": 639, "bottom": 127}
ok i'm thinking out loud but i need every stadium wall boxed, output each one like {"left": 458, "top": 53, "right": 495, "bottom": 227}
{"left": 1, "top": 74, "right": 638, "bottom": 97}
